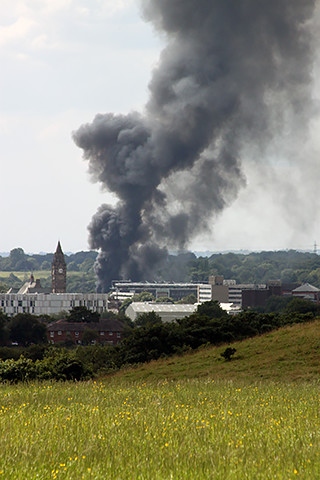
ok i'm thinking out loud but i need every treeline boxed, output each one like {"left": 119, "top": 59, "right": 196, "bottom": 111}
{"left": 2, "top": 248, "right": 320, "bottom": 293}
{"left": 0, "top": 298, "right": 318, "bottom": 383}
{"left": 0, "top": 248, "right": 97, "bottom": 272}
{"left": 190, "top": 250, "right": 320, "bottom": 286}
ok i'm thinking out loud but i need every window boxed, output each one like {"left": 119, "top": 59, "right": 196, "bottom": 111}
{"left": 100, "top": 331, "right": 105, "bottom": 336}
{"left": 75, "top": 332, "right": 79, "bottom": 336}
{"left": 117, "top": 332, "right": 121, "bottom": 338}
{"left": 109, "top": 332, "right": 113, "bottom": 336}
{"left": 50, "top": 332, "right": 54, "bottom": 338}
{"left": 58, "top": 330, "right": 62, "bottom": 336}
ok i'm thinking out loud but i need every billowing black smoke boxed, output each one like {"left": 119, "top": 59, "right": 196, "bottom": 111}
{"left": 73, "top": 0, "right": 316, "bottom": 292}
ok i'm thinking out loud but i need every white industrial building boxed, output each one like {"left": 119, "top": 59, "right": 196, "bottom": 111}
{"left": 125, "top": 301, "right": 241, "bottom": 323}
{"left": 125, "top": 302, "right": 197, "bottom": 323}
{"left": 0, "top": 293, "right": 108, "bottom": 317}
{"left": 111, "top": 277, "right": 229, "bottom": 304}
{"left": 111, "top": 281, "right": 199, "bottom": 301}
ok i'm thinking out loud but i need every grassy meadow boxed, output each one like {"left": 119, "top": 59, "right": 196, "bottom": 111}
{"left": 0, "top": 378, "right": 320, "bottom": 479}
{"left": 1, "top": 321, "right": 320, "bottom": 479}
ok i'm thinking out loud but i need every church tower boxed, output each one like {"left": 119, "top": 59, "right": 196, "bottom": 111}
{"left": 52, "top": 241, "right": 66, "bottom": 293}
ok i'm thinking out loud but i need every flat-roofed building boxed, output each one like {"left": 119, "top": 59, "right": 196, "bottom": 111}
{"left": 0, "top": 293, "right": 108, "bottom": 317}
{"left": 228, "top": 284, "right": 267, "bottom": 307}
{"left": 111, "top": 281, "right": 199, "bottom": 301}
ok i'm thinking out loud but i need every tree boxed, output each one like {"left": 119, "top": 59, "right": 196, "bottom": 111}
{"left": 79, "top": 258, "right": 95, "bottom": 272}
{"left": 82, "top": 328, "right": 99, "bottom": 345}
{"left": 0, "top": 311, "right": 9, "bottom": 346}
{"left": 0, "top": 282, "right": 8, "bottom": 293}
{"left": 135, "top": 311, "right": 162, "bottom": 327}
{"left": 261, "top": 295, "right": 292, "bottom": 313}
{"left": 177, "top": 294, "right": 197, "bottom": 304}
{"left": 196, "top": 300, "right": 229, "bottom": 320}
{"left": 40, "top": 260, "right": 51, "bottom": 270}
{"left": 68, "top": 306, "right": 100, "bottom": 323}
{"left": 119, "top": 297, "right": 134, "bottom": 315}
{"left": 8, "top": 248, "right": 34, "bottom": 271}
{"left": 284, "top": 297, "right": 319, "bottom": 316}
{"left": 67, "top": 261, "right": 79, "bottom": 272}
{"left": 119, "top": 292, "right": 155, "bottom": 315}
{"left": 155, "top": 296, "right": 174, "bottom": 303}
{"left": 9, "top": 314, "right": 47, "bottom": 346}
{"left": 135, "top": 292, "right": 155, "bottom": 302}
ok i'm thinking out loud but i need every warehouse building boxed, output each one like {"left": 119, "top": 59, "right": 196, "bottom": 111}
{"left": 125, "top": 302, "right": 197, "bottom": 323}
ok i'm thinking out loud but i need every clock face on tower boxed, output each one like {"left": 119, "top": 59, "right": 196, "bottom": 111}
{"left": 52, "top": 242, "right": 67, "bottom": 293}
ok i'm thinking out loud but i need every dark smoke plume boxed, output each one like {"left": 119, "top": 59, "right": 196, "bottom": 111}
{"left": 73, "top": 0, "right": 316, "bottom": 292}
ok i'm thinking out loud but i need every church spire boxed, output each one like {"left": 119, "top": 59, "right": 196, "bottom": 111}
{"left": 56, "top": 241, "right": 63, "bottom": 255}
{"left": 52, "top": 241, "right": 67, "bottom": 293}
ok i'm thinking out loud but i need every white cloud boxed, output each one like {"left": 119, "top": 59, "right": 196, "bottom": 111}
{"left": 0, "top": 15, "right": 36, "bottom": 47}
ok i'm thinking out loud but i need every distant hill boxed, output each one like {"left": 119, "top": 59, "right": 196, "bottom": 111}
{"left": 112, "top": 319, "right": 320, "bottom": 383}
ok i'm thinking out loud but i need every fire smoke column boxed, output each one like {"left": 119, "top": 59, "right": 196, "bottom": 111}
{"left": 73, "top": 0, "right": 316, "bottom": 292}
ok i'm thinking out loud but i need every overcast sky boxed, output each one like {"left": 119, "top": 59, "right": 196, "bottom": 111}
{"left": 1, "top": 0, "right": 320, "bottom": 255}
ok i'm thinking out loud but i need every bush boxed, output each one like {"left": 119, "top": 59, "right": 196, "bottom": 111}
{"left": 0, "top": 350, "right": 91, "bottom": 383}
{"left": 39, "top": 350, "right": 90, "bottom": 381}
{"left": 0, "top": 356, "right": 38, "bottom": 383}
{"left": 220, "top": 347, "right": 237, "bottom": 361}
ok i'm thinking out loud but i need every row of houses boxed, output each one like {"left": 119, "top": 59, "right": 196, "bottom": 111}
{"left": 46, "top": 318, "right": 124, "bottom": 346}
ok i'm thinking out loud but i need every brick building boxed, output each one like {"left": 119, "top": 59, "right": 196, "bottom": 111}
{"left": 47, "top": 318, "right": 124, "bottom": 345}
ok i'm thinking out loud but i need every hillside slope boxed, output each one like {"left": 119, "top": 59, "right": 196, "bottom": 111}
{"left": 112, "top": 319, "right": 320, "bottom": 383}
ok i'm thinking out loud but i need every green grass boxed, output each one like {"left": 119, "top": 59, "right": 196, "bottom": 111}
{"left": 0, "top": 378, "right": 320, "bottom": 479}
{"left": 0, "top": 271, "right": 51, "bottom": 280}
{"left": 0, "top": 271, "right": 91, "bottom": 280}
{"left": 1, "top": 320, "right": 320, "bottom": 478}
{"left": 115, "top": 319, "right": 320, "bottom": 383}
